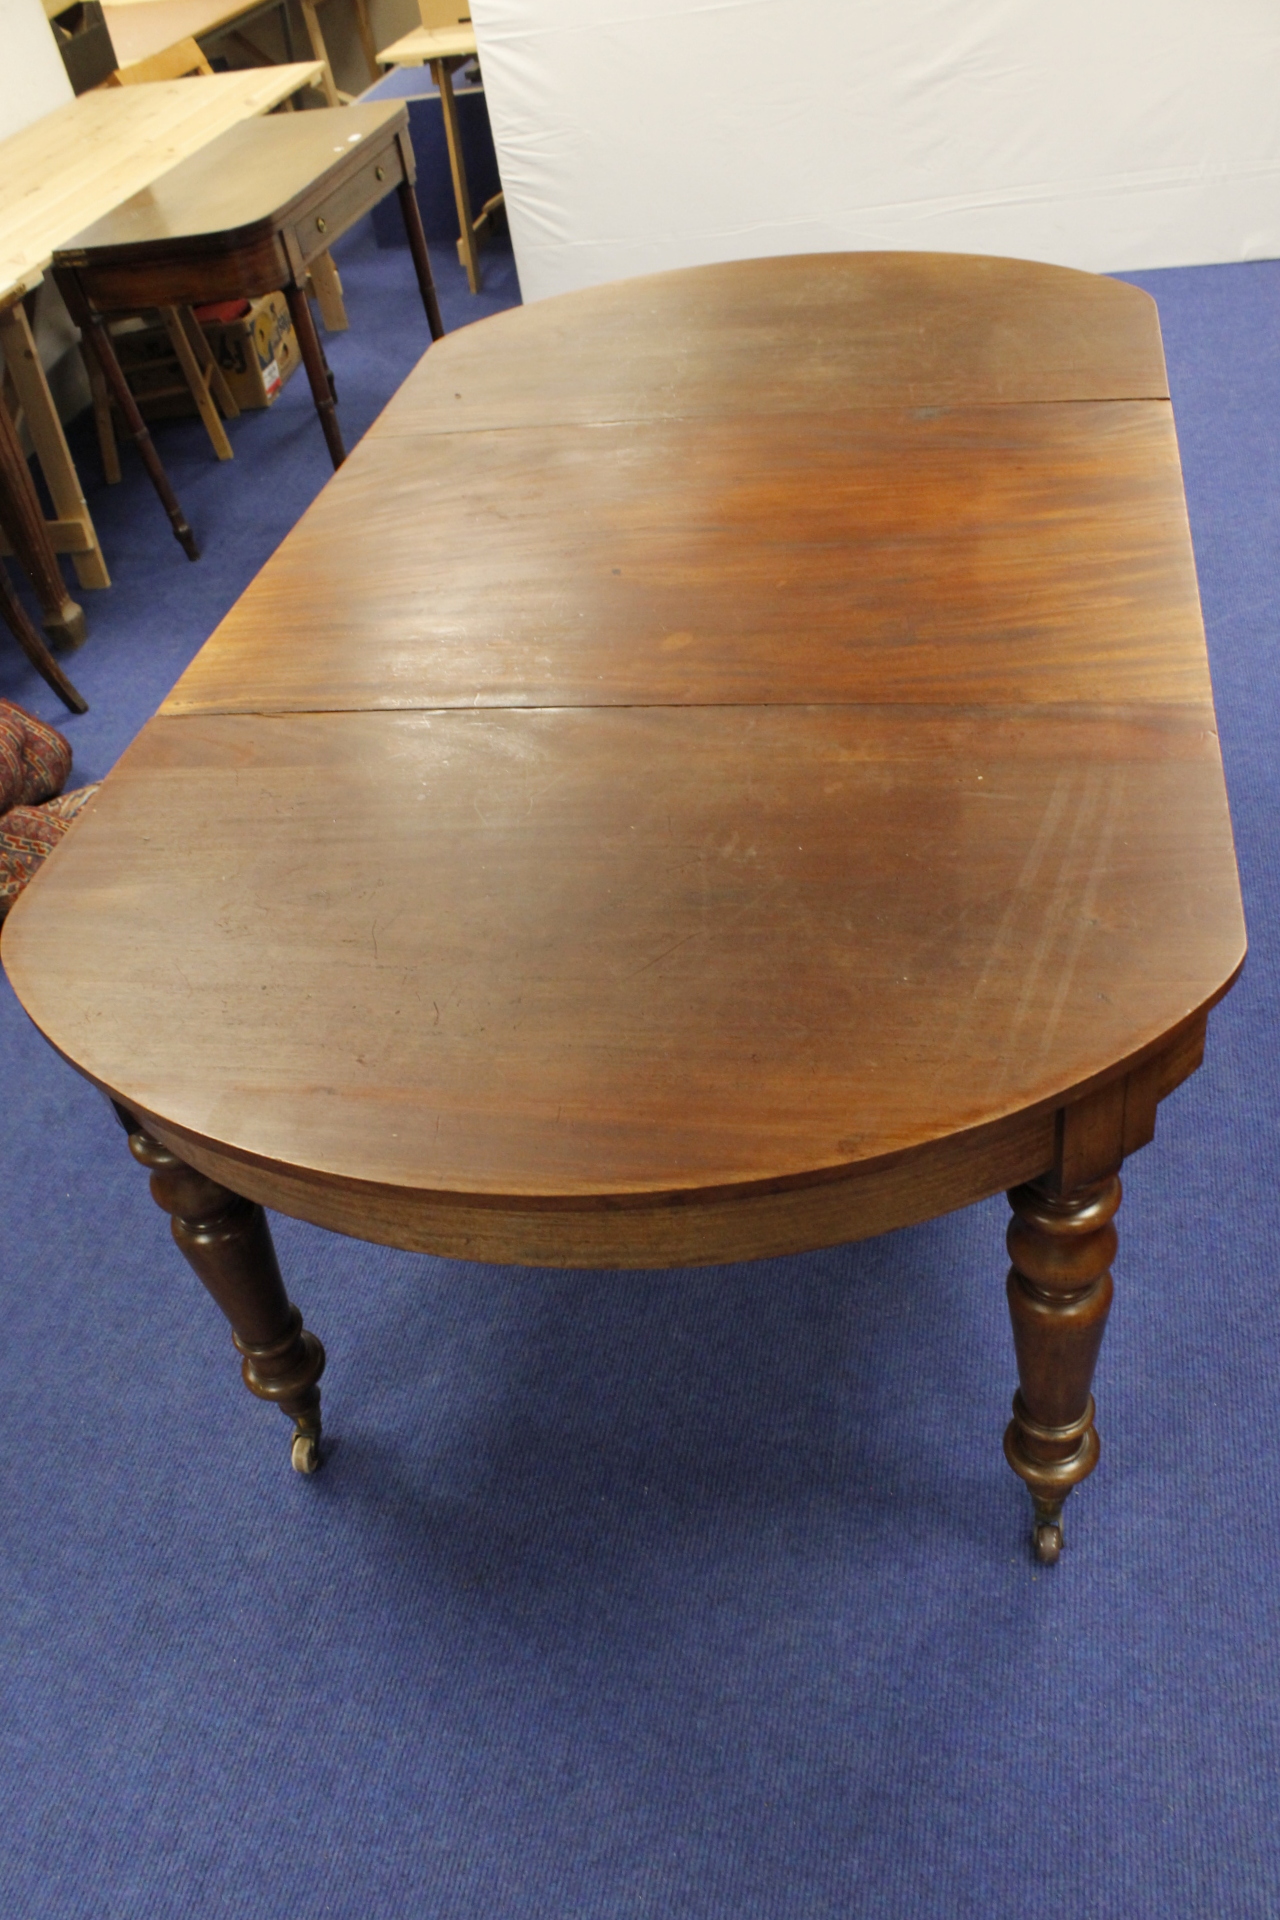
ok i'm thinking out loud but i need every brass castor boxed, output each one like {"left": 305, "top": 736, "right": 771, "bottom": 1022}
{"left": 291, "top": 1425, "right": 322, "bottom": 1474}
{"left": 1033, "top": 1520, "right": 1063, "bottom": 1565}
{"left": 1031, "top": 1495, "right": 1065, "bottom": 1564}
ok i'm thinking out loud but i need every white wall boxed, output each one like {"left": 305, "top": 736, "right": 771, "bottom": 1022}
{"left": 0, "top": 0, "right": 72, "bottom": 141}
{"left": 471, "top": 0, "right": 1280, "bottom": 302}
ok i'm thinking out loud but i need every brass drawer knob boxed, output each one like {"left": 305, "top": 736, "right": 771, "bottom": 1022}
{"left": 375, "top": 165, "right": 386, "bottom": 182}
{"left": 316, "top": 216, "right": 328, "bottom": 233}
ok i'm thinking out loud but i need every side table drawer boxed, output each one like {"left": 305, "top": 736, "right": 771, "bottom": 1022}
{"left": 288, "top": 139, "right": 409, "bottom": 271}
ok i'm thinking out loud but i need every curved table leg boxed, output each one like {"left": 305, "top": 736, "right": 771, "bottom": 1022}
{"left": 115, "top": 1105, "right": 326, "bottom": 1473}
{"left": 1004, "top": 1171, "right": 1117, "bottom": 1564}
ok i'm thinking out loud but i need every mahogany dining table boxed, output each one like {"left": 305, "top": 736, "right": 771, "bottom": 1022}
{"left": 1, "top": 253, "right": 1245, "bottom": 1564}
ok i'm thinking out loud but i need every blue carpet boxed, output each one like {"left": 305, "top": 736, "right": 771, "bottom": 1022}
{"left": 1, "top": 244, "right": 1278, "bottom": 1919}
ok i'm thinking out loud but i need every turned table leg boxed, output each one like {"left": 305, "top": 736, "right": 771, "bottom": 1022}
{"left": 396, "top": 168, "right": 445, "bottom": 341}
{"left": 115, "top": 1106, "right": 325, "bottom": 1473}
{"left": 1004, "top": 1172, "right": 1118, "bottom": 1564}
{"left": 285, "top": 281, "right": 346, "bottom": 470}
{"left": 54, "top": 269, "right": 200, "bottom": 562}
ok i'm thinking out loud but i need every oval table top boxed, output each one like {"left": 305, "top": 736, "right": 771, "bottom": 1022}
{"left": 2, "top": 253, "right": 1245, "bottom": 1265}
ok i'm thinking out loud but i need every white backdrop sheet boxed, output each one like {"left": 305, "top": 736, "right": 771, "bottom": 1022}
{"left": 1, "top": 0, "right": 73, "bottom": 144}
{"left": 470, "top": 0, "right": 1280, "bottom": 301}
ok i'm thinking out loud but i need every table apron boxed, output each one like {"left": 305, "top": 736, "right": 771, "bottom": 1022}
{"left": 137, "top": 1103, "right": 1060, "bottom": 1269}
{"left": 70, "top": 234, "right": 295, "bottom": 310}
{"left": 103, "top": 1007, "right": 1211, "bottom": 1269}
{"left": 61, "top": 128, "right": 410, "bottom": 310}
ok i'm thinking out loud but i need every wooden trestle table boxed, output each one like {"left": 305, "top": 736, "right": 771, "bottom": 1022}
{"left": 376, "top": 21, "right": 504, "bottom": 295}
{"left": 1, "top": 254, "right": 1245, "bottom": 1565}
{"left": 104, "top": 0, "right": 380, "bottom": 109}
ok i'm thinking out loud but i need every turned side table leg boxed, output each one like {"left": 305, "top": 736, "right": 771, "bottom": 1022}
{"left": 115, "top": 1106, "right": 325, "bottom": 1473}
{"left": 54, "top": 269, "right": 200, "bottom": 563}
{"left": 396, "top": 171, "right": 446, "bottom": 340}
{"left": 1003, "top": 1172, "right": 1118, "bottom": 1564}
{"left": 285, "top": 282, "right": 346, "bottom": 470}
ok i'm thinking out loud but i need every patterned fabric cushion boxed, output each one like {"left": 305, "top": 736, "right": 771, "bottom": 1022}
{"left": 0, "top": 701, "right": 73, "bottom": 812}
{"left": 0, "top": 702, "right": 91, "bottom": 924}
{"left": 0, "top": 786, "right": 98, "bottom": 924}
{"left": 39, "top": 787, "right": 97, "bottom": 827}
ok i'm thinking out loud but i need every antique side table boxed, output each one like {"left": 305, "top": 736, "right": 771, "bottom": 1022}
{"left": 53, "top": 100, "right": 445, "bottom": 559}
{"left": 2, "top": 254, "right": 1245, "bottom": 1563}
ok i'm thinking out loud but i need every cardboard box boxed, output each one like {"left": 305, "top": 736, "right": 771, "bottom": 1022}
{"left": 200, "top": 293, "right": 301, "bottom": 410}
{"left": 110, "top": 294, "right": 301, "bottom": 422}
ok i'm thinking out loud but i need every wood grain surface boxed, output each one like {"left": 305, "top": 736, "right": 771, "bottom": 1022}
{"left": 59, "top": 103, "right": 407, "bottom": 255}
{"left": 104, "top": 0, "right": 305, "bottom": 69}
{"left": 166, "top": 401, "right": 1210, "bottom": 716}
{"left": 376, "top": 253, "right": 1170, "bottom": 432}
{"left": 377, "top": 24, "right": 478, "bottom": 66}
{"left": 1, "top": 254, "right": 1244, "bottom": 1267}
{"left": 8, "top": 700, "right": 1241, "bottom": 1234}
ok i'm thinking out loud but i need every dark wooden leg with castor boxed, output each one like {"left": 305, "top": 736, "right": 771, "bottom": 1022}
{"left": 1004, "top": 1171, "right": 1118, "bottom": 1564}
{"left": 115, "top": 1105, "right": 325, "bottom": 1472}
{"left": 285, "top": 281, "right": 346, "bottom": 470}
{"left": 54, "top": 269, "right": 200, "bottom": 562}
{"left": 0, "top": 390, "right": 86, "bottom": 649}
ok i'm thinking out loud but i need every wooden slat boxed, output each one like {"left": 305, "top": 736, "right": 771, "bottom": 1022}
{"left": 104, "top": 0, "right": 307, "bottom": 69}
{"left": 377, "top": 23, "right": 477, "bottom": 65}
{"left": 0, "top": 300, "right": 110, "bottom": 584}
{"left": 165, "top": 401, "right": 1212, "bottom": 716}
